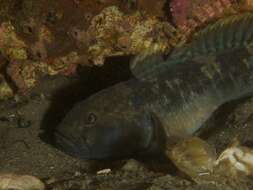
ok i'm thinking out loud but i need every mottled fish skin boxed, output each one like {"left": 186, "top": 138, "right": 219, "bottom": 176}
{"left": 138, "top": 12, "right": 253, "bottom": 80}
{"left": 54, "top": 12, "right": 253, "bottom": 160}
{"left": 142, "top": 49, "right": 253, "bottom": 138}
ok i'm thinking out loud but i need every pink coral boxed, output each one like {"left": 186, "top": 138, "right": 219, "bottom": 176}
{"left": 170, "top": 0, "right": 235, "bottom": 35}
{"left": 170, "top": 0, "right": 191, "bottom": 26}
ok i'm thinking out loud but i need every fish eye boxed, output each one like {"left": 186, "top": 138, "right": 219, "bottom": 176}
{"left": 86, "top": 113, "right": 97, "bottom": 125}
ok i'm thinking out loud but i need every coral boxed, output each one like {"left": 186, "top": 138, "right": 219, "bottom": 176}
{"left": 38, "top": 52, "right": 80, "bottom": 76}
{"left": 0, "top": 22, "right": 28, "bottom": 60}
{"left": 4, "top": 0, "right": 253, "bottom": 97}
{"left": 86, "top": 6, "right": 183, "bottom": 65}
{"left": 6, "top": 61, "right": 31, "bottom": 93}
{"left": 19, "top": 61, "right": 37, "bottom": 89}
{"left": 137, "top": 0, "right": 166, "bottom": 17}
{"left": 6, "top": 51, "right": 81, "bottom": 93}
{"left": 0, "top": 0, "right": 182, "bottom": 96}
{"left": 0, "top": 74, "right": 13, "bottom": 100}
{"left": 30, "top": 22, "right": 53, "bottom": 60}
{"left": 170, "top": 0, "right": 191, "bottom": 26}
{"left": 170, "top": 0, "right": 237, "bottom": 35}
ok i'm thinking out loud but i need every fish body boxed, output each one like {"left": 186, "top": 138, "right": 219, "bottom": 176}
{"left": 54, "top": 12, "right": 253, "bottom": 160}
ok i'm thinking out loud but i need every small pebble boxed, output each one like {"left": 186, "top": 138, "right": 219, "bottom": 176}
{"left": 168, "top": 137, "right": 216, "bottom": 183}
{"left": 121, "top": 159, "right": 147, "bottom": 172}
{"left": 17, "top": 117, "right": 31, "bottom": 128}
{"left": 96, "top": 168, "right": 111, "bottom": 175}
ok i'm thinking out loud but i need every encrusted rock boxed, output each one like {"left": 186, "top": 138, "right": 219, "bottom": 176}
{"left": 0, "top": 22, "right": 28, "bottom": 60}
{"left": 0, "top": 174, "right": 45, "bottom": 190}
{"left": 121, "top": 159, "right": 147, "bottom": 172}
{"left": 87, "top": 6, "right": 183, "bottom": 65}
{"left": 0, "top": 74, "right": 13, "bottom": 100}
{"left": 170, "top": 0, "right": 238, "bottom": 35}
{"left": 167, "top": 137, "right": 216, "bottom": 183}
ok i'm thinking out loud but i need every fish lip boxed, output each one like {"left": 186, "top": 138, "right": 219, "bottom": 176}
{"left": 54, "top": 130, "right": 91, "bottom": 159}
{"left": 54, "top": 129, "right": 121, "bottom": 160}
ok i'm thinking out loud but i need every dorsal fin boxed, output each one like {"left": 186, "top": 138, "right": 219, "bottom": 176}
{"left": 186, "top": 12, "right": 253, "bottom": 57}
{"left": 130, "top": 20, "right": 186, "bottom": 81}
{"left": 130, "top": 50, "right": 165, "bottom": 81}
{"left": 132, "top": 12, "right": 253, "bottom": 82}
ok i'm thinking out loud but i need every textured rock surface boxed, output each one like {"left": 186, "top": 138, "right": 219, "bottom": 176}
{"left": 0, "top": 0, "right": 179, "bottom": 96}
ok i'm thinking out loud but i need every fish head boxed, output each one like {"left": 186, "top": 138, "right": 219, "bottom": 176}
{"left": 54, "top": 83, "right": 156, "bottom": 160}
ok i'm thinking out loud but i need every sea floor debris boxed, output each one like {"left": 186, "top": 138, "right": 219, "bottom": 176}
{"left": 168, "top": 137, "right": 253, "bottom": 184}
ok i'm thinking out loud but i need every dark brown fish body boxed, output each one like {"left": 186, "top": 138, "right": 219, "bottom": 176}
{"left": 54, "top": 13, "right": 253, "bottom": 159}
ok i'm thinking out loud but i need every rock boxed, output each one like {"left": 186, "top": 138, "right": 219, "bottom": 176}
{"left": 87, "top": 6, "right": 182, "bottom": 65}
{"left": 167, "top": 137, "right": 216, "bottom": 183}
{"left": 121, "top": 159, "right": 147, "bottom": 172}
{"left": 0, "top": 174, "right": 45, "bottom": 190}
{"left": 215, "top": 139, "right": 253, "bottom": 176}
{"left": 203, "top": 97, "right": 253, "bottom": 153}
{"left": 147, "top": 175, "right": 192, "bottom": 190}
{"left": 0, "top": 74, "right": 13, "bottom": 100}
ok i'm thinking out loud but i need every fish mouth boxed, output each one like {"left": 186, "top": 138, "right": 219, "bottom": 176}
{"left": 54, "top": 131, "right": 91, "bottom": 159}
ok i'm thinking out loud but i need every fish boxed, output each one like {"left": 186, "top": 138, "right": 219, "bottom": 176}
{"left": 54, "top": 12, "right": 253, "bottom": 160}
